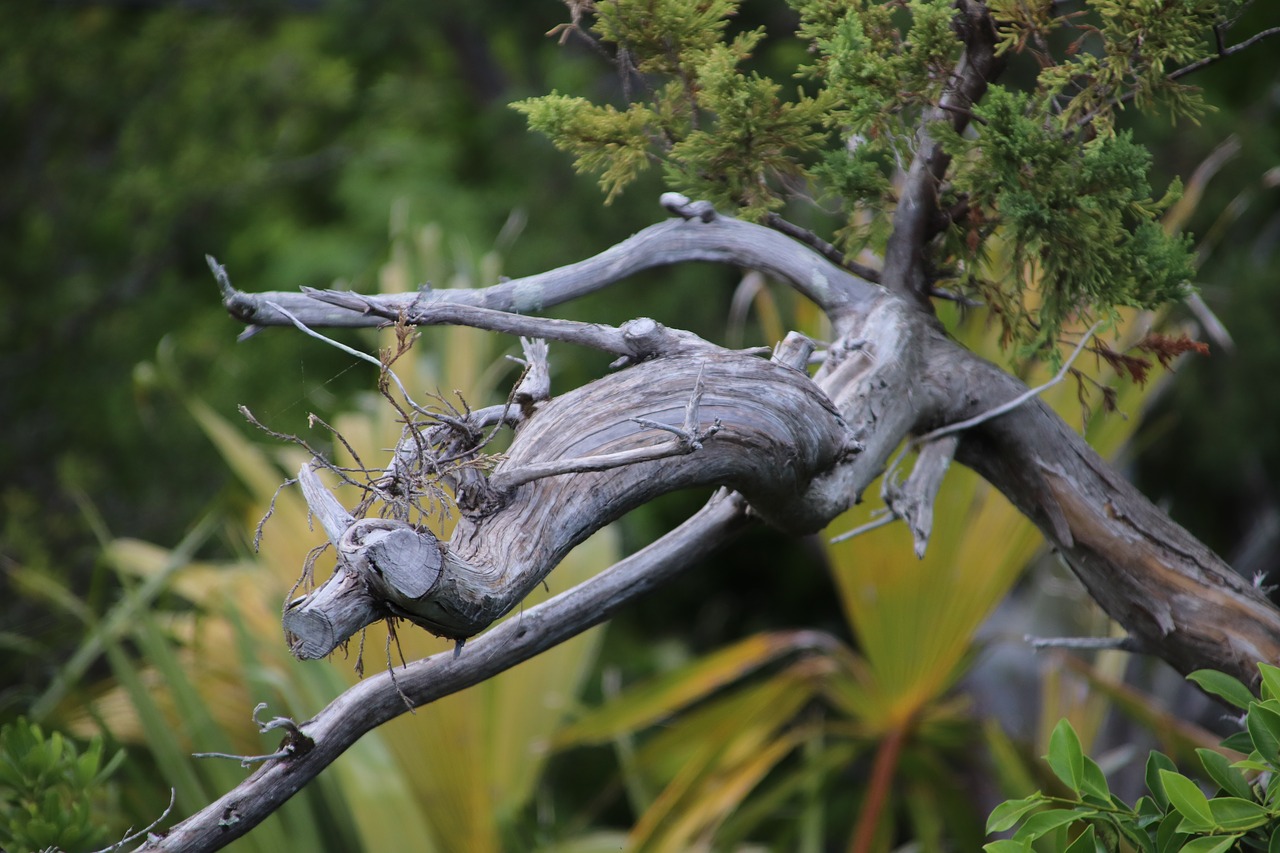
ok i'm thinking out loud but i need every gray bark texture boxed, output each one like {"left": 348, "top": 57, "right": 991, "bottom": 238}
{"left": 148, "top": 202, "right": 1280, "bottom": 851}
{"left": 142, "top": 7, "right": 1280, "bottom": 842}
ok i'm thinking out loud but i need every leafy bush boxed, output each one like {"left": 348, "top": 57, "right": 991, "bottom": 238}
{"left": 0, "top": 718, "right": 124, "bottom": 852}
{"left": 986, "top": 664, "right": 1280, "bottom": 852}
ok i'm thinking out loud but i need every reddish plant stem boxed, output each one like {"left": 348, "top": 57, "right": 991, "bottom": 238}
{"left": 849, "top": 717, "right": 914, "bottom": 853}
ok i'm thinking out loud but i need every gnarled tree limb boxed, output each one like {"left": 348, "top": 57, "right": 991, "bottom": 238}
{"left": 169, "top": 197, "right": 1280, "bottom": 851}
{"left": 141, "top": 492, "right": 752, "bottom": 851}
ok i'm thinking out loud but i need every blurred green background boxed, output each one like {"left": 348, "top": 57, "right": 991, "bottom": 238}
{"left": 1, "top": 1, "right": 1278, "bottom": 850}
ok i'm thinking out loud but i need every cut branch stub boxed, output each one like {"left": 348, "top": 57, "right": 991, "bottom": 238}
{"left": 341, "top": 518, "right": 443, "bottom": 604}
{"left": 284, "top": 568, "right": 379, "bottom": 660}
{"left": 283, "top": 516, "right": 445, "bottom": 660}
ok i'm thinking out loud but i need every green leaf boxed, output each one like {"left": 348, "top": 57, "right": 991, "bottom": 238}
{"left": 1048, "top": 719, "right": 1086, "bottom": 793}
{"left": 1159, "top": 770, "right": 1213, "bottom": 828}
{"left": 1205, "top": 796, "right": 1270, "bottom": 831}
{"left": 1012, "top": 808, "right": 1093, "bottom": 842}
{"left": 1258, "top": 663, "right": 1280, "bottom": 702}
{"left": 1187, "top": 670, "right": 1254, "bottom": 711}
{"left": 1176, "top": 835, "right": 1241, "bottom": 853}
{"left": 1247, "top": 702, "right": 1280, "bottom": 765}
{"left": 1147, "top": 751, "right": 1178, "bottom": 811}
{"left": 1155, "top": 812, "right": 1186, "bottom": 853}
{"left": 1063, "top": 824, "right": 1097, "bottom": 853}
{"left": 1081, "top": 754, "right": 1111, "bottom": 801}
{"left": 984, "top": 841, "right": 1032, "bottom": 853}
{"left": 1117, "top": 809, "right": 1159, "bottom": 853}
{"left": 1220, "top": 731, "right": 1254, "bottom": 753}
{"left": 1196, "top": 748, "right": 1252, "bottom": 799}
{"left": 986, "top": 795, "right": 1049, "bottom": 833}
{"left": 1269, "top": 821, "right": 1280, "bottom": 853}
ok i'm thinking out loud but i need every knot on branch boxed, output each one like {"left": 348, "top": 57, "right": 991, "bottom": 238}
{"left": 660, "top": 192, "right": 718, "bottom": 222}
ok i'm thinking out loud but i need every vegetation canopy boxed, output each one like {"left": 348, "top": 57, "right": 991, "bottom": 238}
{"left": 516, "top": 0, "right": 1222, "bottom": 356}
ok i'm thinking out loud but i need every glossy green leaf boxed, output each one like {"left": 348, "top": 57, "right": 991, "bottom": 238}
{"left": 1147, "top": 751, "right": 1178, "bottom": 811}
{"left": 1155, "top": 812, "right": 1187, "bottom": 853}
{"left": 1176, "top": 835, "right": 1240, "bottom": 853}
{"left": 1117, "top": 808, "right": 1159, "bottom": 853}
{"left": 1196, "top": 748, "right": 1252, "bottom": 800}
{"left": 1220, "top": 731, "right": 1254, "bottom": 754}
{"left": 1080, "top": 754, "right": 1111, "bottom": 801}
{"left": 1048, "top": 719, "right": 1086, "bottom": 793}
{"left": 984, "top": 840, "right": 1032, "bottom": 853}
{"left": 1258, "top": 663, "right": 1280, "bottom": 703}
{"left": 1187, "top": 670, "right": 1254, "bottom": 711}
{"left": 1159, "top": 771, "right": 1213, "bottom": 828}
{"left": 1206, "top": 795, "right": 1270, "bottom": 831}
{"left": 1063, "top": 824, "right": 1097, "bottom": 853}
{"left": 1012, "top": 808, "right": 1092, "bottom": 842}
{"left": 1247, "top": 702, "right": 1280, "bottom": 764}
{"left": 1269, "top": 821, "right": 1280, "bottom": 853}
{"left": 986, "top": 795, "right": 1049, "bottom": 833}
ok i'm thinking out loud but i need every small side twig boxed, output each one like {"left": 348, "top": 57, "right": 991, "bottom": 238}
{"left": 90, "top": 789, "right": 176, "bottom": 853}
{"left": 267, "top": 300, "right": 417, "bottom": 405}
{"left": 1026, "top": 635, "right": 1144, "bottom": 653}
{"left": 916, "top": 320, "right": 1101, "bottom": 445}
{"left": 1163, "top": 25, "right": 1280, "bottom": 86}
{"left": 829, "top": 510, "right": 897, "bottom": 545}
{"left": 193, "top": 703, "right": 314, "bottom": 768}
{"left": 763, "top": 213, "right": 882, "bottom": 284}
{"left": 661, "top": 192, "right": 718, "bottom": 222}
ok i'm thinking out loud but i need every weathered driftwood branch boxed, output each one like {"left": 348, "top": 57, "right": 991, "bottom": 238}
{"left": 925, "top": 339, "right": 1280, "bottom": 679}
{"left": 214, "top": 207, "right": 876, "bottom": 336}
{"left": 140, "top": 492, "right": 752, "bottom": 851}
{"left": 284, "top": 340, "right": 866, "bottom": 653}
{"left": 172, "top": 194, "right": 1280, "bottom": 851}
{"left": 232, "top": 197, "right": 1280, "bottom": 679}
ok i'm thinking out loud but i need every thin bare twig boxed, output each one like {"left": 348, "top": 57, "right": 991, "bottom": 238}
{"left": 829, "top": 511, "right": 897, "bottom": 544}
{"left": 763, "top": 213, "right": 882, "bottom": 284}
{"left": 92, "top": 789, "right": 176, "bottom": 853}
{"left": 267, "top": 301, "right": 418, "bottom": 406}
{"left": 1165, "top": 26, "right": 1280, "bottom": 85}
{"left": 915, "top": 320, "right": 1101, "bottom": 444}
{"left": 1026, "top": 635, "right": 1143, "bottom": 652}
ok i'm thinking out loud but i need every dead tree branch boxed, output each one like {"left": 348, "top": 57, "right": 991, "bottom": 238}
{"left": 216, "top": 211, "right": 878, "bottom": 336}
{"left": 184, "top": 191, "right": 1280, "bottom": 850}
{"left": 139, "top": 492, "right": 751, "bottom": 852}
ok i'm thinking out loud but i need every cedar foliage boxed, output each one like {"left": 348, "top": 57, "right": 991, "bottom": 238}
{"left": 514, "top": 0, "right": 1237, "bottom": 358}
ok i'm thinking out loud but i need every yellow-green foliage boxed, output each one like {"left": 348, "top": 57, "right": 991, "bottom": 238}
{"left": 40, "top": 220, "right": 621, "bottom": 852}
{"left": 517, "top": 0, "right": 1225, "bottom": 360}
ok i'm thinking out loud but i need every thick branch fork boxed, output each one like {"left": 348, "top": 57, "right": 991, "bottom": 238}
{"left": 285, "top": 347, "right": 863, "bottom": 652}
{"left": 142, "top": 493, "right": 753, "bottom": 851}
{"left": 177, "top": 198, "right": 1280, "bottom": 853}
{"left": 226, "top": 203, "right": 1280, "bottom": 680}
